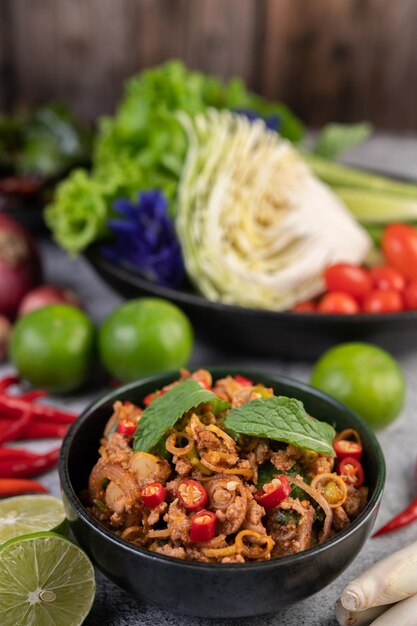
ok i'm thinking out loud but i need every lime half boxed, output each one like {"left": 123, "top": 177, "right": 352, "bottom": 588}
{"left": 0, "top": 495, "right": 66, "bottom": 544}
{"left": 0, "top": 532, "right": 95, "bottom": 626}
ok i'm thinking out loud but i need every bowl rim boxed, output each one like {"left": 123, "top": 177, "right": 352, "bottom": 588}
{"left": 59, "top": 367, "right": 386, "bottom": 572}
{"left": 86, "top": 247, "right": 417, "bottom": 325}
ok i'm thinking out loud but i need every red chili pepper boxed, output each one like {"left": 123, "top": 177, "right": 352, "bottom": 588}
{"left": 18, "top": 422, "right": 69, "bottom": 440}
{"left": 0, "top": 375, "right": 20, "bottom": 392}
{"left": 334, "top": 439, "right": 363, "bottom": 461}
{"left": 0, "top": 395, "right": 77, "bottom": 424}
{"left": 19, "top": 390, "right": 48, "bottom": 402}
{"left": 0, "top": 447, "right": 60, "bottom": 479}
{"left": 338, "top": 457, "right": 365, "bottom": 488}
{"left": 0, "top": 478, "right": 48, "bottom": 496}
{"left": 235, "top": 375, "right": 253, "bottom": 386}
{"left": 0, "top": 447, "right": 42, "bottom": 461}
{"left": 197, "top": 380, "right": 212, "bottom": 390}
{"left": 116, "top": 419, "right": 136, "bottom": 437}
{"left": 178, "top": 480, "right": 208, "bottom": 511}
{"left": 141, "top": 482, "right": 167, "bottom": 508}
{"left": 189, "top": 510, "right": 216, "bottom": 543}
{"left": 143, "top": 388, "right": 167, "bottom": 407}
{"left": 0, "top": 410, "right": 32, "bottom": 445}
{"left": 254, "top": 475, "right": 292, "bottom": 509}
{"left": 373, "top": 496, "right": 417, "bottom": 537}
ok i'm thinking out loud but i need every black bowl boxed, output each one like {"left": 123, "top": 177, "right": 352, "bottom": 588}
{"left": 85, "top": 247, "right": 417, "bottom": 360}
{"left": 59, "top": 368, "right": 385, "bottom": 618}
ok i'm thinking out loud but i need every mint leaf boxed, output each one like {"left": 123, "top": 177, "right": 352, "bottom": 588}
{"left": 224, "top": 396, "right": 335, "bottom": 456}
{"left": 313, "top": 122, "right": 373, "bottom": 160}
{"left": 133, "top": 378, "right": 230, "bottom": 453}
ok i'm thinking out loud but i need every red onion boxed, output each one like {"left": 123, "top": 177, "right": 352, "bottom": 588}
{"left": 0, "top": 314, "right": 12, "bottom": 362}
{"left": 0, "top": 213, "right": 42, "bottom": 318}
{"left": 18, "top": 284, "right": 81, "bottom": 317}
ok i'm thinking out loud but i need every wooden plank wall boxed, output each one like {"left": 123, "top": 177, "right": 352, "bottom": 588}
{"left": 1, "top": 0, "right": 416, "bottom": 130}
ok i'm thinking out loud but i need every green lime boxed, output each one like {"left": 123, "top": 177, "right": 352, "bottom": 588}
{"left": 0, "top": 495, "right": 66, "bottom": 544}
{"left": 10, "top": 304, "right": 95, "bottom": 393}
{"left": 99, "top": 297, "right": 194, "bottom": 381}
{"left": 0, "top": 532, "right": 95, "bottom": 626}
{"left": 311, "top": 342, "right": 406, "bottom": 429}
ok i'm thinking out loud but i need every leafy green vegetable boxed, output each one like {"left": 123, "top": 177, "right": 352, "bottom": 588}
{"left": 274, "top": 509, "right": 301, "bottom": 527}
{"left": 256, "top": 461, "right": 311, "bottom": 501}
{"left": 133, "top": 378, "right": 230, "bottom": 453}
{"left": 0, "top": 103, "right": 91, "bottom": 178}
{"left": 224, "top": 396, "right": 335, "bottom": 456}
{"left": 46, "top": 60, "right": 303, "bottom": 254}
{"left": 313, "top": 122, "right": 373, "bottom": 160}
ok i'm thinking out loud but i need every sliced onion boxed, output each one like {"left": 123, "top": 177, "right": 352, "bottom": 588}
{"left": 206, "top": 424, "right": 237, "bottom": 450}
{"left": 311, "top": 472, "right": 348, "bottom": 508}
{"left": 200, "top": 456, "right": 253, "bottom": 478}
{"left": 88, "top": 460, "right": 139, "bottom": 505}
{"left": 147, "top": 528, "right": 171, "bottom": 539}
{"left": 165, "top": 432, "right": 194, "bottom": 456}
{"left": 235, "top": 530, "right": 274, "bottom": 559}
{"left": 202, "top": 544, "right": 237, "bottom": 558}
{"left": 287, "top": 475, "right": 333, "bottom": 543}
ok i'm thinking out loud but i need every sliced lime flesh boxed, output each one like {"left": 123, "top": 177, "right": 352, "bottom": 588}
{"left": 0, "top": 495, "right": 66, "bottom": 544}
{"left": 0, "top": 532, "right": 95, "bottom": 626}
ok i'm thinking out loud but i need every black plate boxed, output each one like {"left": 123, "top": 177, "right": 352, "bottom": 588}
{"left": 86, "top": 247, "right": 417, "bottom": 359}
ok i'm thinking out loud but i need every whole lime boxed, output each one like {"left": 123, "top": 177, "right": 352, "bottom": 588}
{"left": 10, "top": 304, "right": 95, "bottom": 393}
{"left": 98, "top": 298, "right": 194, "bottom": 381}
{"left": 311, "top": 342, "right": 405, "bottom": 429}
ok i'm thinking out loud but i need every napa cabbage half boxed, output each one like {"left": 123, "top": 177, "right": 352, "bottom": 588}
{"left": 176, "top": 110, "right": 371, "bottom": 311}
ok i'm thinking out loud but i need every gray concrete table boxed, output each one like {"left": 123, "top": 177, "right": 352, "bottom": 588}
{"left": 2, "top": 134, "right": 417, "bottom": 625}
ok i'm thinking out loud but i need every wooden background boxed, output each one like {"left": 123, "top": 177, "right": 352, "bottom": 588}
{"left": 1, "top": 0, "right": 416, "bottom": 130}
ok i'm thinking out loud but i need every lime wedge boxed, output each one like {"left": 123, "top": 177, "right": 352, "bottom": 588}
{"left": 0, "top": 532, "right": 95, "bottom": 626}
{"left": 0, "top": 495, "right": 66, "bottom": 544}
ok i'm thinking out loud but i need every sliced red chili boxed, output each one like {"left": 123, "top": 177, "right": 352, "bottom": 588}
{"left": 178, "top": 480, "right": 208, "bottom": 511}
{"left": 334, "top": 440, "right": 363, "bottom": 461}
{"left": 254, "top": 475, "right": 292, "bottom": 509}
{"left": 189, "top": 510, "right": 216, "bottom": 542}
{"left": 116, "top": 419, "right": 136, "bottom": 437}
{"left": 143, "top": 388, "right": 167, "bottom": 407}
{"left": 338, "top": 457, "right": 365, "bottom": 488}
{"left": 235, "top": 375, "right": 253, "bottom": 386}
{"left": 141, "top": 482, "right": 167, "bottom": 509}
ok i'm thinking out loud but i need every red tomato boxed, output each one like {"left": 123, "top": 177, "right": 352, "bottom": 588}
{"left": 317, "top": 292, "right": 360, "bottom": 314}
{"left": 370, "top": 266, "right": 406, "bottom": 292}
{"left": 382, "top": 224, "right": 417, "bottom": 281}
{"left": 404, "top": 280, "right": 417, "bottom": 310}
{"left": 363, "top": 289, "right": 403, "bottom": 313}
{"left": 293, "top": 300, "right": 316, "bottom": 312}
{"left": 324, "top": 264, "right": 372, "bottom": 300}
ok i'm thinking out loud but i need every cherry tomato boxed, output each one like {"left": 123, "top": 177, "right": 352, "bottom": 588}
{"left": 189, "top": 510, "right": 216, "bottom": 542}
{"left": 404, "top": 280, "right": 417, "bottom": 310}
{"left": 254, "top": 475, "right": 291, "bottom": 509}
{"left": 317, "top": 292, "right": 360, "bottom": 314}
{"left": 178, "top": 480, "right": 208, "bottom": 511}
{"left": 382, "top": 224, "right": 417, "bottom": 281}
{"left": 363, "top": 289, "right": 403, "bottom": 313}
{"left": 293, "top": 300, "right": 316, "bottom": 313}
{"left": 324, "top": 264, "right": 372, "bottom": 300}
{"left": 370, "top": 266, "right": 406, "bottom": 292}
{"left": 140, "top": 482, "right": 167, "bottom": 508}
{"left": 338, "top": 457, "right": 365, "bottom": 488}
{"left": 334, "top": 440, "right": 363, "bottom": 461}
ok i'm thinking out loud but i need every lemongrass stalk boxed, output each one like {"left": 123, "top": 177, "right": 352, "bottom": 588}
{"left": 368, "top": 593, "right": 417, "bottom": 625}
{"left": 341, "top": 540, "right": 417, "bottom": 611}
{"left": 335, "top": 599, "right": 388, "bottom": 626}
{"left": 305, "top": 153, "right": 417, "bottom": 199}
{"left": 334, "top": 188, "right": 417, "bottom": 223}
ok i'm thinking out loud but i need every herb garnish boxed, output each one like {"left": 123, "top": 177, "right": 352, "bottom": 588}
{"left": 133, "top": 378, "right": 230, "bottom": 453}
{"left": 224, "top": 396, "right": 335, "bottom": 456}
